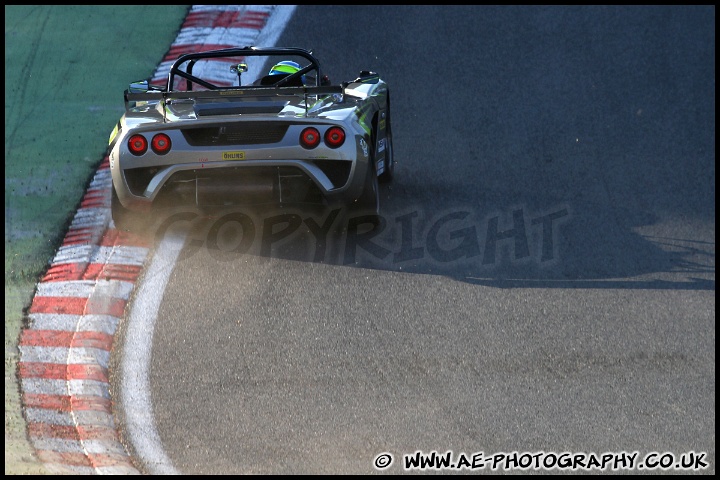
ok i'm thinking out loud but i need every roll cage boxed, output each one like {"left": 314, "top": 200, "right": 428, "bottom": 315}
{"left": 168, "top": 46, "right": 324, "bottom": 91}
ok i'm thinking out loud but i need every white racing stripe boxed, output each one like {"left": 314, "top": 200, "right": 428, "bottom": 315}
{"left": 120, "top": 230, "right": 186, "bottom": 475}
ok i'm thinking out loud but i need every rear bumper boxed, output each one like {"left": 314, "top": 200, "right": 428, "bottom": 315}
{"left": 111, "top": 158, "right": 369, "bottom": 210}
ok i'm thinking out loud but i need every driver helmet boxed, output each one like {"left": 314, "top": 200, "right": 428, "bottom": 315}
{"left": 268, "top": 60, "right": 306, "bottom": 84}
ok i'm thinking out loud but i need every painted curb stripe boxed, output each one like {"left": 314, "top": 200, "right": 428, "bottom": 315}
{"left": 25, "top": 408, "right": 116, "bottom": 428}
{"left": 20, "top": 329, "right": 114, "bottom": 347}
{"left": 32, "top": 437, "right": 126, "bottom": 455}
{"left": 19, "top": 5, "right": 285, "bottom": 474}
{"left": 19, "top": 150, "right": 142, "bottom": 471}
{"left": 23, "top": 393, "right": 112, "bottom": 412}
{"left": 19, "top": 347, "right": 111, "bottom": 369}
{"left": 22, "top": 378, "right": 111, "bottom": 398}
{"left": 27, "top": 314, "right": 120, "bottom": 334}
{"left": 51, "top": 245, "right": 148, "bottom": 268}
{"left": 36, "top": 450, "right": 137, "bottom": 469}
{"left": 28, "top": 296, "right": 127, "bottom": 317}
{"left": 35, "top": 279, "right": 135, "bottom": 299}
{"left": 19, "top": 363, "right": 109, "bottom": 382}
{"left": 28, "top": 423, "right": 120, "bottom": 441}
{"left": 184, "top": 8, "right": 270, "bottom": 28}
{"left": 43, "top": 263, "right": 144, "bottom": 283}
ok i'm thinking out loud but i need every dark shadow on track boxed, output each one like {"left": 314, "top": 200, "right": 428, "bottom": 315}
{"left": 138, "top": 180, "right": 714, "bottom": 291}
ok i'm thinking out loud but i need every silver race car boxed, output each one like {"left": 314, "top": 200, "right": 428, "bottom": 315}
{"left": 108, "top": 46, "right": 393, "bottom": 231}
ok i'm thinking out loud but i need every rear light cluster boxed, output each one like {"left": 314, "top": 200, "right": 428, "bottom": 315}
{"left": 128, "top": 133, "right": 172, "bottom": 156}
{"left": 300, "top": 126, "right": 345, "bottom": 149}
{"left": 128, "top": 127, "right": 342, "bottom": 155}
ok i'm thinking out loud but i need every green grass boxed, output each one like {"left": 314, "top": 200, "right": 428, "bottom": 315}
{"left": 4, "top": 5, "right": 189, "bottom": 474}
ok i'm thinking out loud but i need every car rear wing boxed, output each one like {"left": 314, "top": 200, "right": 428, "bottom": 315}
{"left": 123, "top": 46, "right": 384, "bottom": 116}
{"left": 124, "top": 85, "right": 346, "bottom": 115}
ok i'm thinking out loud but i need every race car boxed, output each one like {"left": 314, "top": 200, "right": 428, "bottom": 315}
{"left": 108, "top": 46, "right": 393, "bottom": 231}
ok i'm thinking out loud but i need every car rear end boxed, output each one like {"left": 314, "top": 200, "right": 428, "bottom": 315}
{"left": 109, "top": 96, "right": 371, "bottom": 212}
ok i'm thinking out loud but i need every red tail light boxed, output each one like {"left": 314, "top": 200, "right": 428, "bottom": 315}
{"left": 300, "top": 127, "right": 321, "bottom": 149}
{"left": 324, "top": 126, "right": 345, "bottom": 148}
{"left": 151, "top": 133, "right": 172, "bottom": 155}
{"left": 127, "top": 135, "right": 148, "bottom": 155}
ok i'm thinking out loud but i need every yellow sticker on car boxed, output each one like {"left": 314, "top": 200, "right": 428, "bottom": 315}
{"left": 222, "top": 151, "right": 246, "bottom": 161}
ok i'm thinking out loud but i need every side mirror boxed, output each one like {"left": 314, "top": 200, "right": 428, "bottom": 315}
{"left": 355, "top": 71, "right": 379, "bottom": 84}
{"left": 128, "top": 80, "right": 151, "bottom": 93}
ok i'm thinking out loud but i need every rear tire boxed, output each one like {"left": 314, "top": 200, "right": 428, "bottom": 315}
{"left": 111, "top": 184, "right": 147, "bottom": 233}
{"left": 355, "top": 159, "right": 380, "bottom": 214}
{"left": 344, "top": 159, "right": 381, "bottom": 231}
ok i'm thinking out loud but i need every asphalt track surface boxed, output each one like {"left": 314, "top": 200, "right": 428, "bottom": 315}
{"left": 114, "top": 6, "right": 714, "bottom": 475}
